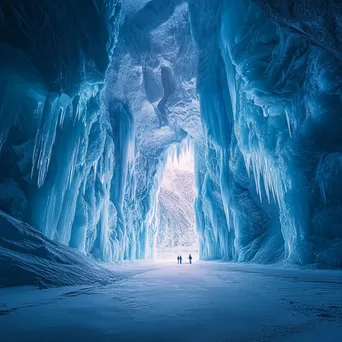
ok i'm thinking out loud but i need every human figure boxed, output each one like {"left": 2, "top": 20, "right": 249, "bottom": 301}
{"left": 177, "top": 256, "right": 180, "bottom": 264}
{"left": 189, "top": 254, "right": 192, "bottom": 264}
{"left": 179, "top": 255, "right": 182, "bottom": 264}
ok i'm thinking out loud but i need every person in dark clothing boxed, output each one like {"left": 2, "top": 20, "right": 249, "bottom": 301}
{"left": 179, "top": 255, "right": 182, "bottom": 264}
{"left": 177, "top": 256, "right": 180, "bottom": 264}
{"left": 189, "top": 254, "right": 193, "bottom": 264}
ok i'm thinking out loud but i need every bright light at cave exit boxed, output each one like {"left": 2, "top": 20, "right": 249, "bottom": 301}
{"left": 155, "top": 148, "right": 199, "bottom": 262}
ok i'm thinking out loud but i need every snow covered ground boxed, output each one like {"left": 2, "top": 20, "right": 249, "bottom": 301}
{"left": 1, "top": 261, "right": 341, "bottom": 342}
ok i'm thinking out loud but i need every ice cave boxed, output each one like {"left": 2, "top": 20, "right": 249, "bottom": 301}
{"left": 0, "top": 0, "right": 342, "bottom": 341}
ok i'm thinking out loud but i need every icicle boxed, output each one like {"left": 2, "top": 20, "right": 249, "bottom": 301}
{"left": 285, "top": 109, "right": 292, "bottom": 138}
{"left": 320, "top": 182, "right": 327, "bottom": 206}
{"left": 31, "top": 93, "right": 71, "bottom": 188}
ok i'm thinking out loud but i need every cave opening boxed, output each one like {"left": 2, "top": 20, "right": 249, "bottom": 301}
{"left": 155, "top": 147, "right": 199, "bottom": 262}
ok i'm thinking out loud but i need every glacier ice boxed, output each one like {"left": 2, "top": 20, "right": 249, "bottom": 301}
{"left": 0, "top": 0, "right": 200, "bottom": 264}
{"left": 189, "top": 0, "right": 342, "bottom": 266}
{"left": 0, "top": 0, "right": 342, "bottom": 270}
{"left": 0, "top": 0, "right": 122, "bottom": 262}
{"left": 102, "top": 0, "right": 200, "bottom": 261}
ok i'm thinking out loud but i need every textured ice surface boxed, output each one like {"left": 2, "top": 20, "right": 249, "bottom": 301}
{"left": 1, "top": 0, "right": 342, "bottom": 269}
{"left": 103, "top": 0, "right": 201, "bottom": 261}
{"left": 0, "top": 0, "right": 201, "bottom": 263}
{"left": 189, "top": 0, "right": 342, "bottom": 266}
{"left": 0, "top": 1, "right": 122, "bottom": 261}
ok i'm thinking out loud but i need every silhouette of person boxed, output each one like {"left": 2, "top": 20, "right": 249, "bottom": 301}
{"left": 179, "top": 255, "right": 182, "bottom": 264}
{"left": 189, "top": 254, "right": 192, "bottom": 264}
{"left": 177, "top": 256, "right": 180, "bottom": 264}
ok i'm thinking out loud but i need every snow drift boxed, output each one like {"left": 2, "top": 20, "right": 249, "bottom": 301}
{"left": 0, "top": 211, "right": 121, "bottom": 288}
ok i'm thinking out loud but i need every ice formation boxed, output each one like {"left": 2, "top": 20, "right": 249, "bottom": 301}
{"left": 0, "top": 0, "right": 342, "bottom": 271}
{"left": 0, "top": 0, "right": 122, "bottom": 263}
{"left": 190, "top": 0, "right": 342, "bottom": 266}
{"left": 156, "top": 150, "right": 198, "bottom": 260}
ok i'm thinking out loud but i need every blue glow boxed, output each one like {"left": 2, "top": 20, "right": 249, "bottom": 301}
{"left": 0, "top": 0, "right": 341, "bottom": 270}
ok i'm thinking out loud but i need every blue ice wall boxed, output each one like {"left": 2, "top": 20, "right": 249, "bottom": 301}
{"left": 102, "top": 0, "right": 199, "bottom": 261}
{"left": 0, "top": 0, "right": 199, "bottom": 262}
{"left": 1, "top": 0, "right": 341, "bottom": 268}
{"left": 0, "top": 0, "right": 122, "bottom": 261}
{"left": 189, "top": 0, "right": 342, "bottom": 266}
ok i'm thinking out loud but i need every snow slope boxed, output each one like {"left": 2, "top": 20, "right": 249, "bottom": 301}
{"left": 0, "top": 211, "right": 121, "bottom": 288}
